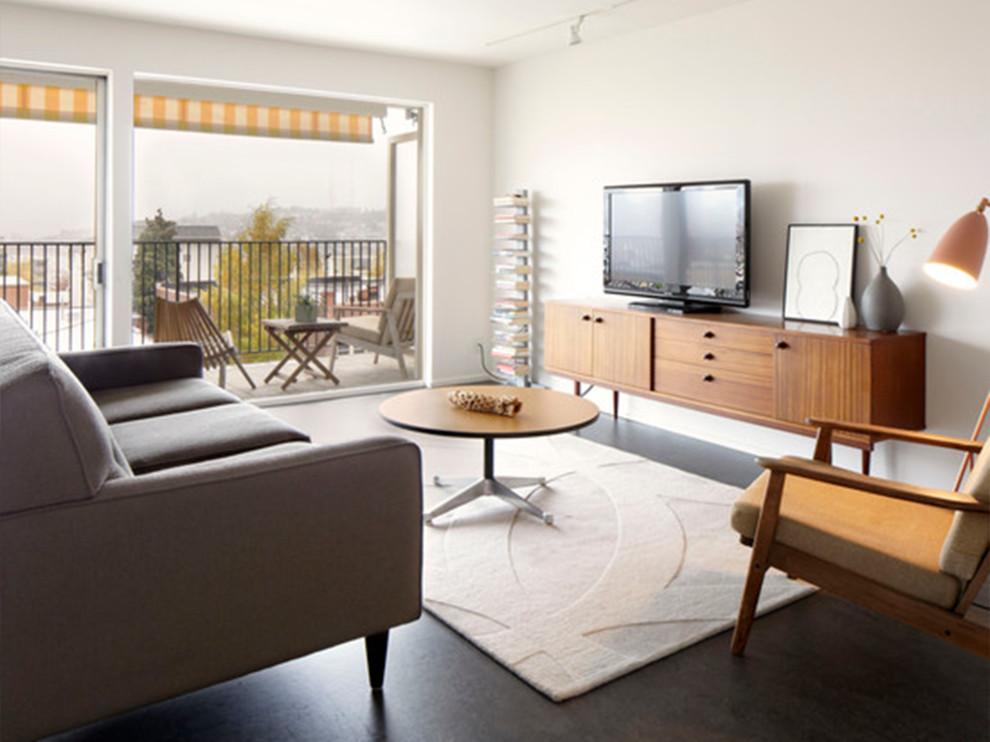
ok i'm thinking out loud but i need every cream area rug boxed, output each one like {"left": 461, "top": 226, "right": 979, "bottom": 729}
{"left": 421, "top": 433, "right": 814, "bottom": 702}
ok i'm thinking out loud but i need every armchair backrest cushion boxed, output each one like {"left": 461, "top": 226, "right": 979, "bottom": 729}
{"left": 1, "top": 301, "right": 131, "bottom": 516}
{"left": 939, "top": 438, "right": 989, "bottom": 583}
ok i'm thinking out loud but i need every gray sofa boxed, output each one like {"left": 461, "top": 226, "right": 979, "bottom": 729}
{"left": 0, "top": 300, "right": 423, "bottom": 742}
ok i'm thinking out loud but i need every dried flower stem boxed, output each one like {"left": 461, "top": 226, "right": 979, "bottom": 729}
{"left": 853, "top": 213, "right": 919, "bottom": 268}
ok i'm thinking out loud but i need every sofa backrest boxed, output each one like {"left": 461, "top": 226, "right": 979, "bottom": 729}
{"left": 939, "top": 437, "right": 990, "bottom": 586}
{"left": 1, "top": 301, "right": 131, "bottom": 516}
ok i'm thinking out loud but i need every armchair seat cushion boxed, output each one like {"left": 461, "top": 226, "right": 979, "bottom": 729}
{"left": 92, "top": 378, "right": 240, "bottom": 423}
{"left": 338, "top": 314, "right": 383, "bottom": 344}
{"left": 111, "top": 404, "right": 310, "bottom": 474}
{"left": 732, "top": 470, "right": 961, "bottom": 609}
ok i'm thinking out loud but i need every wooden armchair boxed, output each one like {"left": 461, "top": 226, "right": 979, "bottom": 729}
{"left": 730, "top": 419, "right": 989, "bottom": 658}
{"left": 153, "top": 294, "right": 256, "bottom": 390}
{"left": 333, "top": 278, "right": 415, "bottom": 379}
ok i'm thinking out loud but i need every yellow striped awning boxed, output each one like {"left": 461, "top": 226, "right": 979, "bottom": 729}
{"left": 0, "top": 80, "right": 97, "bottom": 124}
{"left": 133, "top": 94, "right": 375, "bottom": 143}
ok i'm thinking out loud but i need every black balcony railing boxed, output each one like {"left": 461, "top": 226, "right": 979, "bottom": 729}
{"left": 0, "top": 241, "right": 98, "bottom": 352}
{"left": 2, "top": 239, "right": 387, "bottom": 357}
{"left": 134, "top": 239, "right": 388, "bottom": 357}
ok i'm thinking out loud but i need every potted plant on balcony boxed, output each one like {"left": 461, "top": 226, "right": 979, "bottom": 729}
{"left": 294, "top": 294, "right": 319, "bottom": 323}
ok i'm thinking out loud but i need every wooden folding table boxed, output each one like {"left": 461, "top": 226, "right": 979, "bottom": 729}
{"left": 261, "top": 318, "right": 348, "bottom": 390}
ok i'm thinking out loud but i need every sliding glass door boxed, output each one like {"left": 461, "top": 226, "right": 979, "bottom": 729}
{"left": 0, "top": 68, "right": 105, "bottom": 350}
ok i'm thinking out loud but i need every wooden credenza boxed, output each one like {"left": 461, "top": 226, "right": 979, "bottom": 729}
{"left": 544, "top": 301, "right": 926, "bottom": 467}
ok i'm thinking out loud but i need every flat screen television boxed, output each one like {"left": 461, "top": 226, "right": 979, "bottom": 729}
{"left": 603, "top": 179, "right": 750, "bottom": 313}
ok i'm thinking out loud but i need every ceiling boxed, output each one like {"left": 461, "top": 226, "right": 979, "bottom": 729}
{"left": 7, "top": 0, "right": 754, "bottom": 66}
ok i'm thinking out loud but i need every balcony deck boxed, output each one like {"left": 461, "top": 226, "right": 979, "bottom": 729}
{"left": 203, "top": 347, "right": 417, "bottom": 401}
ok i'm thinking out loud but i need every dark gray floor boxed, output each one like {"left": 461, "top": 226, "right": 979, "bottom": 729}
{"left": 52, "top": 414, "right": 989, "bottom": 742}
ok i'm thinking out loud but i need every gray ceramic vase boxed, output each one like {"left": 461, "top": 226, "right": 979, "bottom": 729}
{"left": 860, "top": 266, "right": 904, "bottom": 332}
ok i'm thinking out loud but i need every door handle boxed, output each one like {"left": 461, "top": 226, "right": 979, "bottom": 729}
{"left": 702, "top": 374, "right": 715, "bottom": 382}
{"left": 703, "top": 330, "right": 715, "bottom": 339}
{"left": 776, "top": 340, "right": 789, "bottom": 350}
{"left": 703, "top": 352, "right": 715, "bottom": 361}
{"left": 594, "top": 316, "right": 604, "bottom": 323}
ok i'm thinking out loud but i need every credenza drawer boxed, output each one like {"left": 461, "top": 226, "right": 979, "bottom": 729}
{"left": 656, "top": 339, "right": 773, "bottom": 377}
{"left": 656, "top": 317, "right": 773, "bottom": 354}
{"left": 654, "top": 359, "right": 773, "bottom": 416}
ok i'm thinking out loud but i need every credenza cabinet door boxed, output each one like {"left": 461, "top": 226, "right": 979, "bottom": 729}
{"left": 544, "top": 302, "right": 595, "bottom": 378}
{"left": 591, "top": 310, "right": 652, "bottom": 390}
{"left": 544, "top": 304, "right": 651, "bottom": 390}
{"left": 773, "top": 334, "right": 871, "bottom": 426}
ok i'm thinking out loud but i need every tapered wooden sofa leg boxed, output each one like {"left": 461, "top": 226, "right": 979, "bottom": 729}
{"left": 365, "top": 631, "right": 390, "bottom": 691}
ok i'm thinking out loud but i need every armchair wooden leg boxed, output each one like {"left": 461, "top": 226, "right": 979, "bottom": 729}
{"left": 365, "top": 631, "right": 390, "bottom": 691}
{"left": 731, "top": 551, "right": 770, "bottom": 655}
{"left": 731, "top": 471, "right": 785, "bottom": 656}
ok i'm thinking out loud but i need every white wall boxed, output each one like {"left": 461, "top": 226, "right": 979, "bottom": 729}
{"left": 0, "top": 3, "right": 495, "bottom": 385}
{"left": 494, "top": 0, "right": 990, "bottom": 486}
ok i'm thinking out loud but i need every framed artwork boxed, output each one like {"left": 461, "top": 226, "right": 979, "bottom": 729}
{"left": 783, "top": 224, "right": 857, "bottom": 324}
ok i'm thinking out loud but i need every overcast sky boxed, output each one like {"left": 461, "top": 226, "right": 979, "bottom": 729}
{"left": 0, "top": 111, "right": 409, "bottom": 241}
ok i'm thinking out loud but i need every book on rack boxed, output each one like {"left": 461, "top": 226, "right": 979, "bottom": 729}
{"left": 490, "top": 312, "right": 531, "bottom": 324}
{"left": 493, "top": 299, "right": 529, "bottom": 309}
{"left": 493, "top": 348, "right": 529, "bottom": 360}
{"left": 491, "top": 317, "right": 530, "bottom": 327}
{"left": 493, "top": 214, "right": 532, "bottom": 224}
{"left": 493, "top": 250, "right": 532, "bottom": 262}
{"left": 493, "top": 195, "right": 530, "bottom": 208}
{"left": 493, "top": 340, "right": 530, "bottom": 351}
{"left": 493, "top": 329, "right": 530, "bottom": 343}
{"left": 494, "top": 280, "right": 532, "bottom": 291}
{"left": 497, "top": 362, "right": 532, "bottom": 376}
{"left": 494, "top": 264, "right": 532, "bottom": 275}
{"left": 493, "top": 233, "right": 531, "bottom": 242}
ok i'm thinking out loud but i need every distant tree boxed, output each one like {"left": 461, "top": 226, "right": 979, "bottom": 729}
{"left": 235, "top": 199, "right": 294, "bottom": 243}
{"left": 133, "top": 208, "right": 179, "bottom": 334}
{"left": 210, "top": 200, "right": 303, "bottom": 353}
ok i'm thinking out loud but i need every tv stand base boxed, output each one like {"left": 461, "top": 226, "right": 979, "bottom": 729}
{"left": 627, "top": 300, "right": 722, "bottom": 314}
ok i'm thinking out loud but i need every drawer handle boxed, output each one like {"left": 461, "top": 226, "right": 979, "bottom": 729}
{"left": 594, "top": 316, "right": 604, "bottom": 323}
{"left": 776, "top": 340, "right": 790, "bottom": 350}
{"left": 703, "top": 352, "right": 715, "bottom": 361}
{"left": 702, "top": 374, "right": 715, "bottom": 382}
{"left": 703, "top": 330, "right": 715, "bottom": 339}
{"left": 581, "top": 314, "right": 592, "bottom": 321}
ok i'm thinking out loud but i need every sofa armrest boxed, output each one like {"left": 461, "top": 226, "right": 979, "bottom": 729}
{"left": 59, "top": 343, "right": 204, "bottom": 391}
{"left": 0, "top": 435, "right": 422, "bottom": 741}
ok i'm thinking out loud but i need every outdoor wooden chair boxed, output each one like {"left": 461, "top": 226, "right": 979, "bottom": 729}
{"left": 153, "top": 294, "right": 256, "bottom": 389}
{"left": 730, "top": 418, "right": 989, "bottom": 658}
{"left": 333, "top": 277, "right": 415, "bottom": 379}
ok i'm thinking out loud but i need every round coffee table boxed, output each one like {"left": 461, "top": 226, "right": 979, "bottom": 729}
{"left": 379, "top": 385, "right": 600, "bottom": 525}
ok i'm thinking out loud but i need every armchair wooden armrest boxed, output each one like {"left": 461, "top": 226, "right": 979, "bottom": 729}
{"left": 808, "top": 418, "right": 983, "bottom": 464}
{"left": 756, "top": 455, "right": 989, "bottom": 513}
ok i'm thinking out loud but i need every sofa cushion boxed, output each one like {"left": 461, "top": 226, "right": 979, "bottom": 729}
{"left": 92, "top": 378, "right": 240, "bottom": 423}
{"left": 732, "top": 469, "right": 960, "bottom": 609}
{"left": 939, "top": 438, "right": 990, "bottom": 582}
{"left": 1, "top": 302, "right": 131, "bottom": 515}
{"left": 111, "top": 404, "right": 310, "bottom": 474}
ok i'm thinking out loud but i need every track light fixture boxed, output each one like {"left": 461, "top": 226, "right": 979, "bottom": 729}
{"left": 486, "top": 0, "right": 639, "bottom": 50}
{"left": 569, "top": 15, "right": 585, "bottom": 46}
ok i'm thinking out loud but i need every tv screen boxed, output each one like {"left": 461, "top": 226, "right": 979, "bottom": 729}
{"left": 603, "top": 180, "right": 750, "bottom": 312}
